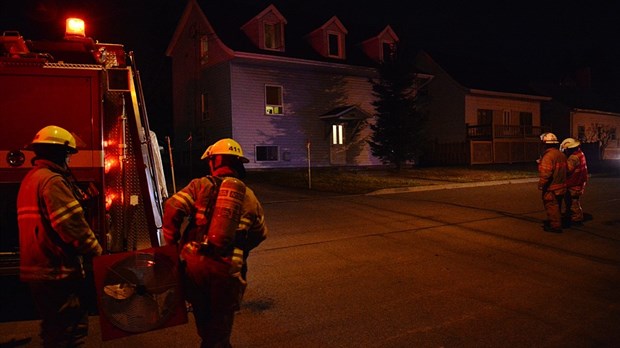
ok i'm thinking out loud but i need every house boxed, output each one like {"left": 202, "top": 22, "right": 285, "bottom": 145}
{"left": 414, "top": 50, "right": 551, "bottom": 165}
{"left": 165, "top": 0, "right": 428, "bottom": 172}
{"left": 531, "top": 69, "right": 620, "bottom": 161}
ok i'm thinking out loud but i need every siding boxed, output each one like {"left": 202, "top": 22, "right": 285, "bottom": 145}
{"left": 229, "top": 60, "right": 380, "bottom": 169}
{"left": 572, "top": 111, "right": 620, "bottom": 159}
{"left": 465, "top": 95, "right": 541, "bottom": 127}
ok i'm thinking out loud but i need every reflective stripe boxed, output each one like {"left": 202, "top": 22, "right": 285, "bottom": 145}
{"left": 17, "top": 206, "right": 40, "bottom": 219}
{"left": 50, "top": 200, "right": 83, "bottom": 227}
{"left": 171, "top": 191, "right": 194, "bottom": 210}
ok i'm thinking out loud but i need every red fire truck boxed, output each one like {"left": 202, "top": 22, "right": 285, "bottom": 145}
{"left": 0, "top": 18, "right": 168, "bottom": 279}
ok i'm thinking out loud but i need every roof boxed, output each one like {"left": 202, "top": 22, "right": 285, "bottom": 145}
{"left": 319, "top": 105, "right": 371, "bottom": 121}
{"left": 190, "top": 0, "right": 398, "bottom": 67}
{"left": 421, "top": 49, "right": 547, "bottom": 98}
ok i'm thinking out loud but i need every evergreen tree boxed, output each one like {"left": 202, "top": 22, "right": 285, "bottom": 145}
{"left": 368, "top": 54, "right": 428, "bottom": 170}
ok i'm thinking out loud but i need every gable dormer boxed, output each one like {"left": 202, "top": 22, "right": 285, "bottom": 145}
{"left": 306, "top": 16, "right": 348, "bottom": 60}
{"left": 361, "top": 25, "right": 399, "bottom": 63}
{"left": 240, "top": 4, "right": 287, "bottom": 52}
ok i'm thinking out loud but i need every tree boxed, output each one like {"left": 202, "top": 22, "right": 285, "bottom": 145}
{"left": 368, "top": 54, "right": 428, "bottom": 170}
{"left": 583, "top": 123, "right": 617, "bottom": 160}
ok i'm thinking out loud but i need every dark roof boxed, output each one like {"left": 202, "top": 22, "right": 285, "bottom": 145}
{"left": 196, "top": 0, "right": 395, "bottom": 66}
{"left": 424, "top": 49, "right": 545, "bottom": 96}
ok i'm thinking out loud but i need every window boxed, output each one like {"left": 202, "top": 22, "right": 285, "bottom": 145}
{"left": 519, "top": 112, "right": 532, "bottom": 135}
{"left": 199, "top": 35, "right": 209, "bottom": 65}
{"left": 328, "top": 32, "right": 341, "bottom": 57}
{"left": 519, "top": 112, "right": 532, "bottom": 126}
{"left": 577, "top": 125, "right": 585, "bottom": 141}
{"left": 477, "top": 109, "right": 492, "bottom": 124}
{"left": 382, "top": 42, "right": 396, "bottom": 62}
{"left": 256, "top": 145, "right": 279, "bottom": 161}
{"left": 265, "top": 85, "right": 283, "bottom": 115}
{"left": 332, "top": 124, "right": 344, "bottom": 145}
{"left": 264, "top": 22, "right": 283, "bottom": 50}
{"left": 502, "top": 110, "right": 511, "bottom": 125}
{"left": 201, "top": 93, "right": 209, "bottom": 121}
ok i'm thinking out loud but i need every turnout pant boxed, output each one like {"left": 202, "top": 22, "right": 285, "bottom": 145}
{"left": 564, "top": 188, "right": 584, "bottom": 223}
{"left": 29, "top": 278, "right": 89, "bottom": 347}
{"left": 542, "top": 190, "right": 563, "bottom": 229}
{"left": 182, "top": 252, "right": 246, "bottom": 348}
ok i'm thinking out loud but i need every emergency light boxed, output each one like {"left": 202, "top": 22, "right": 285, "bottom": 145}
{"left": 65, "top": 18, "right": 86, "bottom": 39}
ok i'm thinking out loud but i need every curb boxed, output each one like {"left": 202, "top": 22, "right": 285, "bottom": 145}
{"left": 366, "top": 178, "right": 539, "bottom": 195}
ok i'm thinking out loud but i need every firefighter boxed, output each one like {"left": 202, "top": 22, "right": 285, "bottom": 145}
{"left": 560, "top": 137, "right": 588, "bottom": 226}
{"left": 17, "top": 125, "right": 103, "bottom": 347}
{"left": 163, "top": 138, "right": 268, "bottom": 348}
{"left": 537, "top": 132, "right": 567, "bottom": 233}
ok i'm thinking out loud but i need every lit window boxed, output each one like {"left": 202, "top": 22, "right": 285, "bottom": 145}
{"left": 264, "top": 22, "right": 283, "bottom": 50}
{"left": 265, "top": 85, "right": 283, "bottom": 115}
{"left": 256, "top": 145, "right": 279, "bottom": 161}
{"left": 332, "top": 124, "right": 344, "bottom": 145}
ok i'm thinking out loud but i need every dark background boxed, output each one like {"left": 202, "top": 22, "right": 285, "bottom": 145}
{"left": 3, "top": 0, "right": 620, "bottom": 137}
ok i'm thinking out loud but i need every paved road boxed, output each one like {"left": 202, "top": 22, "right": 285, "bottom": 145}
{"left": 2, "top": 177, "right": 619, "bottom": 347}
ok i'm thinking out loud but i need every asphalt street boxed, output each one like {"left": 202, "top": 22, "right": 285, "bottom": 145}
{"left": 1, "top": 176, "right": 619, "bottom": 347}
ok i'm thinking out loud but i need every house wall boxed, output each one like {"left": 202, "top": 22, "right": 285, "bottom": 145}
{"left": 169, "top": 15, "right": 202, "bottom": 169}
{"left": 415, "top": 53, "right": 466, "bottom": 144}
{"left": 228, "top": 60, "right": 380, "bottom": 169}
{"left": 571, "top": 111, "right": 620, "bottom": 159}
{"left": 200, "top": 63, "right": 233, "bottom": 145}
{"left": 464, "top": 95, "right": 542, "bottom": 126}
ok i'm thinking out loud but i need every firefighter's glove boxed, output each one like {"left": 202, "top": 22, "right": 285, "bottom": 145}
{"left": 230, "top": 247, "right": 244, "bottom": 275}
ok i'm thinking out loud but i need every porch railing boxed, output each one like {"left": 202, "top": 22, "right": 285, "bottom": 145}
{"left": 466, "top": 124, "right": 547, "bottom": 139}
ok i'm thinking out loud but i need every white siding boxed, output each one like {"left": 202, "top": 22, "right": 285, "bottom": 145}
{"left": 229, "top": 61, "right": 380, "bottom": 169}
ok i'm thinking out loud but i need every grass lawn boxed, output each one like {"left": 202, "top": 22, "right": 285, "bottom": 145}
{"left": 245, "top": 163, "right": 541, "bottom": 195}
{"left": 244, "top": 160, "right": 620, "bottom": 195}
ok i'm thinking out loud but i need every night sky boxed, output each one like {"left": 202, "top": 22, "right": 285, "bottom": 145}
{"left": 2, "top": 0, "right": 620, "bottom": 135}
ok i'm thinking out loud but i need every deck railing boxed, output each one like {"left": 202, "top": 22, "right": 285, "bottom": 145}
{"left": 466, "top": 124, "right": 547, "bottom": 139}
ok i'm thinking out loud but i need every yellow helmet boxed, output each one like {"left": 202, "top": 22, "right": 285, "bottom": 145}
{"left": 29, "top": 125, "right": 78, "bottom": 153}
{"left": 540, "top": 132, "right": 559, "bottom": 144}
{"left": 560, "top": 137, "right": 580, "bottom": 151}
{"left": 201, "top": 138, "right": 249, "bottom": 163}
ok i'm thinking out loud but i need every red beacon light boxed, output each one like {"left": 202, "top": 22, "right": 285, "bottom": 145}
{"left": 65, "top": 18, "right": 86, "bottom": 39}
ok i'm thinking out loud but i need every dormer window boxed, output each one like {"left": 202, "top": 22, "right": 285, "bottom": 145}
{"left": 240, "top": 5, "right": 287, "bottom": 52}
{"left": 361, "top": 25, "right": 399, "bottom": 63}
{"left": 306, "top": 16, "right": 347, "bottom": 60}
{"left": 382, "top": 41, "right": 396, "bottom": 62}
{"left": 264, "top": 21, "right": 283, "bottom": 50}
{"left": 328, "top": 32, "right": 343, "bottom": 58}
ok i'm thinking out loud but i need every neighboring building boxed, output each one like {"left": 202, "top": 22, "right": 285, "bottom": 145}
{"left": 414, "top": 50, "right": 551, "bottom": 165}
{"left": 165, "top": 0, "right": 430, "bottom": 171}
{"left": 532, "top": 70, "right": 620, "bottom": 160}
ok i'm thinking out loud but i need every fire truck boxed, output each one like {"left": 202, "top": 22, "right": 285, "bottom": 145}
{"left": 0, "top": 18, "right": 168, "bottom": 279}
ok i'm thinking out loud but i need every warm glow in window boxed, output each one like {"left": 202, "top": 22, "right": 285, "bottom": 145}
{"left": 265, "top": 85, "right": 283, "bottom": 115}
{"left": 332, "top": 124, "right": 344, "bottom": 145}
